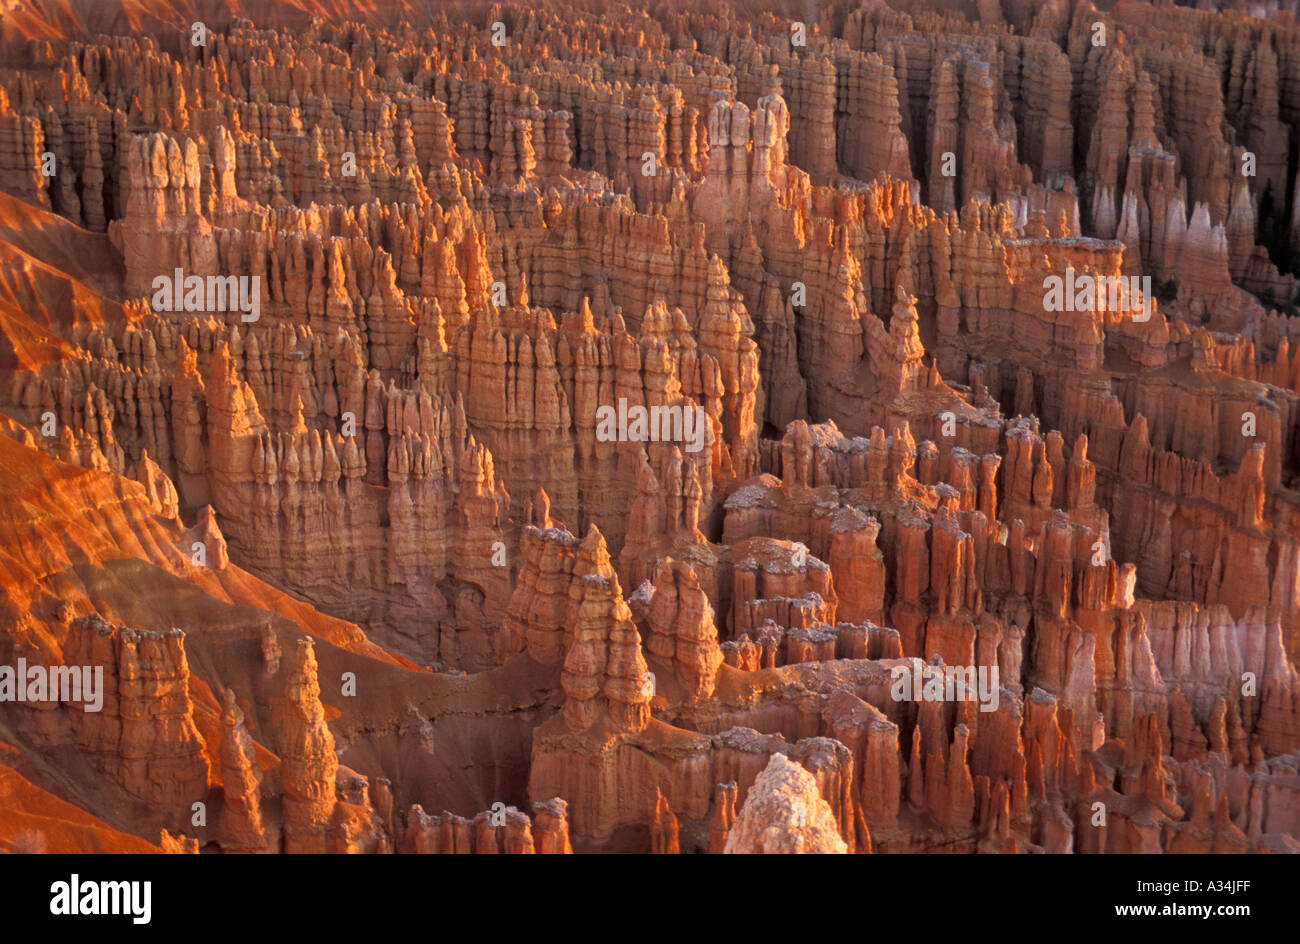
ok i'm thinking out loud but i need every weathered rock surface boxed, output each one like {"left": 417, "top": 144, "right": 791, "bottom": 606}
{"left": 0, "top": 0, "right": 1296, "bottom": 857}
{"left": 724, "top": 753, "right": 848, "bottom": 854}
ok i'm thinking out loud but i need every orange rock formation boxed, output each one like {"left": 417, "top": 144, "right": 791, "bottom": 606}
{"left": 0, "top": 0, "right": 1296, "bottom": 858}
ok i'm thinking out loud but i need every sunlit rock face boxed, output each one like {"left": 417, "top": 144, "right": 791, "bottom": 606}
{"left": 0, "top": 0, "right": 1296, "bottom": 856}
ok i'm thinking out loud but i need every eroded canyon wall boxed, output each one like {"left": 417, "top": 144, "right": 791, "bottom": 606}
{"left": 0, "top": 0, "right": 1297, "bottom": 855}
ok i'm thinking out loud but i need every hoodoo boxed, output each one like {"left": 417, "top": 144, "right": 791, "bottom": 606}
{"left": 0, "top": 0, "right": 1294, "bottom": 869}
